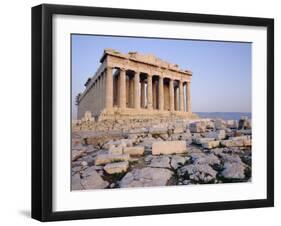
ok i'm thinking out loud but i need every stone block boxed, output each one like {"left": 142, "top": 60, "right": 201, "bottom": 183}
{"left": 80, "top": 170, "right": 109, "bottom": 189}
{"left": 214, "top": 119, "right": 226, "bottom": 130}
{"left": 173, "top": 127, "right": 184, "bottom": 134}
{"left": 193, "top": 137, "right": 215, "bottom": 145}
{"left": 189, "top": 121, "right": 206, "bottom": 133}
{"left": 95, "top": 154, "right": 130, "bottom": 165}
{"left": 123, "top": 146, "right": 144, "bottom": 156}
{"left": 152, "top": 141, "right": 187, "bottom": 155}
{"left": 72, "top": 148, "right": 86, "bottom": 161}
{"left": 226, "top": 120, "right": 238, "bottom": 129}
{"left": 104, "top": 161, "right": 129, "bottom": 174}
{"left": 222, "top": 135, "right": 252, "bottom": 147}
{"left": 202, "top": 140, "right": 220, "bottom": 149}
{"left": 108, "top": 146, "right": 123, "bottom": 155}
{"left": 206, "top": 130, "right": 226, "bottom": 140}
{"left": 220, "top": 140, "right": 244, "bottom": 147}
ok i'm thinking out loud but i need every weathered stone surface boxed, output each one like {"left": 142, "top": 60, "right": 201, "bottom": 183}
{"left": 81, "top": 166, "right": 102, "bottom": 178}
{"left": 230, "top": 135, "right": 251, "bottom": 141}
{"left": 159, "top": 134, "right": 169, "bottom": 140}
{"left": 81, "top": 161, "right": 88, "bottom": 166}
{"left": 130, "top": 127, "right": 149, "bottom": 134}
{"left": 179, "top": 132, "right": 192, "bottom": 141}
{"left": 85, "top": 134, "right": 123, "bottom": 147}
{"left": 152, "top": 141, "right": 187, "bottom": 155}
{"left": 119, "top": 139, "right": 133, "bottom": 148}
{"left": 205, "top": 121, "right": 215, "bottom": 129}
{"left": 221, "top": 139, "right": 244, "bottom": 147}
{"left": 72, "top": 148, "right": 86, "bottom": 161}
{"left": 71, "top": 173, "right": 82, "bottom": 190}
{"left": 244, "top": 139, "right": 252, "bottom": 146}
{"left": 193, "top": 137, "right": 215, "bottom": 145}
{"left": 170, "top": 155, "right": 186, "bottom": 169}
{"left": 149, "top": 156, "right": 171, "bottom": 168}
{"left": 189, "top": 121, "right": 206, "bottom": 133}
{"left": 120, "top": 167, "right": 173, "bottom": 188}
{"left": 144, "top": 155, "right": 154, "bottom": 162}
{"left": 206, "top": 130, "right": 226, "bottom": 140}
{"left": 178, "top": 164, "right": 217, "bottom": 183}
{"left": 237, "top": 129, "right": 252, "bottom": 135}
{"left": 141, "top": 137, "right": 156, "bottom": 149}
{"left": 149, "top": 126, "right": 168, "bottom": 135}
{"left": 238, "top": 118, "right": 251, "bottom": 130}
{"left": 190, "top": 152, "right": 220, "bottom": 165}
{"left": 226, "top": 120, "right": 238, "bottom": 129}
{"left": 95, "top": 154, "right": 130, "bottom": 165}
{"left": 202, "top": 140, "right": 220, "bottom": 149}
{"left": 173, "top": 127, "right": 185, "bottom": 134}
{"left": 123, "top": 146, "right": 144, "bottom": 156}
{"left": 221, "top": 136, "right": 251, "bottom": 147}
{"left": 220, "top": 153, "right": 243, "bottom": 164}
{"left": 81, "top": 170, "right": 109, "bottom": 189}
{"left": 221, "top": 162, "right": 245, "bottom": 179}
{"left": 210, "top": 148, "right": 224, "bottom": 155}
{"left": 104, "top": 161, "right": 129, "bottom": 174}
{"left": 108, "top": 146, "right": 123, "bottom": 155}
{"left": 214, "top": 119, "right": 226, "bottom": 130}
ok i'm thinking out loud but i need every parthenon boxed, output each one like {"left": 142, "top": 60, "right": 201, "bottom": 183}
{"left": 77, "top": 49, "right": 194, "bottom": 120}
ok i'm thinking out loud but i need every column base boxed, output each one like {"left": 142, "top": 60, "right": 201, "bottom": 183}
{"left": 97, "top": 107, "right": 198, "bottom": 121}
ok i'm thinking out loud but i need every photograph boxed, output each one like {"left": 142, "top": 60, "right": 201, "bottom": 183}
{"left": 71, "top": 34, "right": 252, "bottom": 190}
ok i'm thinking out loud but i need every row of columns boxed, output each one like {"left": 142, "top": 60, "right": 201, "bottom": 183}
{"left": 90, "top": 70, "right": 106, "bottom": 116}
{"left": 104, "top": 66, "right": 191, "bottom": 113}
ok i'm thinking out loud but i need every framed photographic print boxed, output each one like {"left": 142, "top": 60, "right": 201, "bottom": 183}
{"left": 32, "top": 4, "right": 274, "bottom": 221}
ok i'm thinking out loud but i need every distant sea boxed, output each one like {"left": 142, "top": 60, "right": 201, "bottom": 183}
{"left": 195, "top": 112, "right": 251, "bottom": 121}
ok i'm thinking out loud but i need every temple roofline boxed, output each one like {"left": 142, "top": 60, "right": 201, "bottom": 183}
{"left": 100, "top": 48, "right": 192, "bottom": 76}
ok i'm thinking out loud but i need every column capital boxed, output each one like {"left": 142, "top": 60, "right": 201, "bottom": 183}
{"left": 119, "top": 67, "right": 126, "bottom": 72}
{"left": 147, "top": 74, "right": 152, "bottom": 79}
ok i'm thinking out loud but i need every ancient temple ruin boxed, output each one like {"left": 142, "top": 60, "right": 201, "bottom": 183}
{"left": 76, "top": 49, "right": 194, "bottom": 120}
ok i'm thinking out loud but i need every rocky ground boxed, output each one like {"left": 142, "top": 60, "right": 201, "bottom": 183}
{"left": 71, "top": 115, "right": 252, "bottom": 190}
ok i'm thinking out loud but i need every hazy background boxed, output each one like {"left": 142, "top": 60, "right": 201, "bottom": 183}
{"left": 72, "top": 34, "right": 252, "bottom": 119}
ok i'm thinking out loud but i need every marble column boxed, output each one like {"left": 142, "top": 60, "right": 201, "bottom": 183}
{"left": 169, "top": 79, "right": 174, "bottom": 111}
{"left": 153, "top": 81, "right": 157, "bottom": 109}
{"left": 101, "top": 73, "right": 105, "bottom": 109}
{"left": 105, "top": 67, "right": 113, "bottom": 109}
{"left": 129, "top": 78, "right": 134, "bottom": 108}
{"left": 141, "top": 80, "right": 145, "bottom": 108}
{"left": 174, "top": 86, "right": 178, "bottom": 111}
{"left": 119, "top": 68, "right": 126, "bottom": 108}
{"left": 134, "top": 71, "right": 140, "bottom": 109}
{"left": 186, "top": 81, "right": 191, "bottom": 113}
{"left": 93, "top": 82, "right": 96, "bottom": 115}
{"left": 179, "top": 80, "right": 184, "bottom": 112}
{"left": 158, "top": 76, "right": 164, "bottom": 111}
{"left": 97, "top": 77, "right": 100, "bottom": 111}
{"left": 147, "top": 74, "right": 153, "bottom": 110}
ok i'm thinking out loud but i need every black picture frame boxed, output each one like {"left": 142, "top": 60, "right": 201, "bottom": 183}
{"left": 31, "top": 3, "right": 274, "bottom": 222}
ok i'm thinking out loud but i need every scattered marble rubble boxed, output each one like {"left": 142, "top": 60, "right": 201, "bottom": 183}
{"left": 71, "top": 116, "right": 252, "bottom": 190}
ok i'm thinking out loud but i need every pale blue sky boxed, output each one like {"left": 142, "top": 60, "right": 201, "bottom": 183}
{"left": 72, "top": 34, "right": 251, "bottom": 117}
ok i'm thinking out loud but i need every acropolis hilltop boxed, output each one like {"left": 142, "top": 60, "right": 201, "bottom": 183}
{"left": 76, "top": 49, "right": 196, "bottom": 120}
{"left": 72, "top": 49, "right": 252, "bottom": 191}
